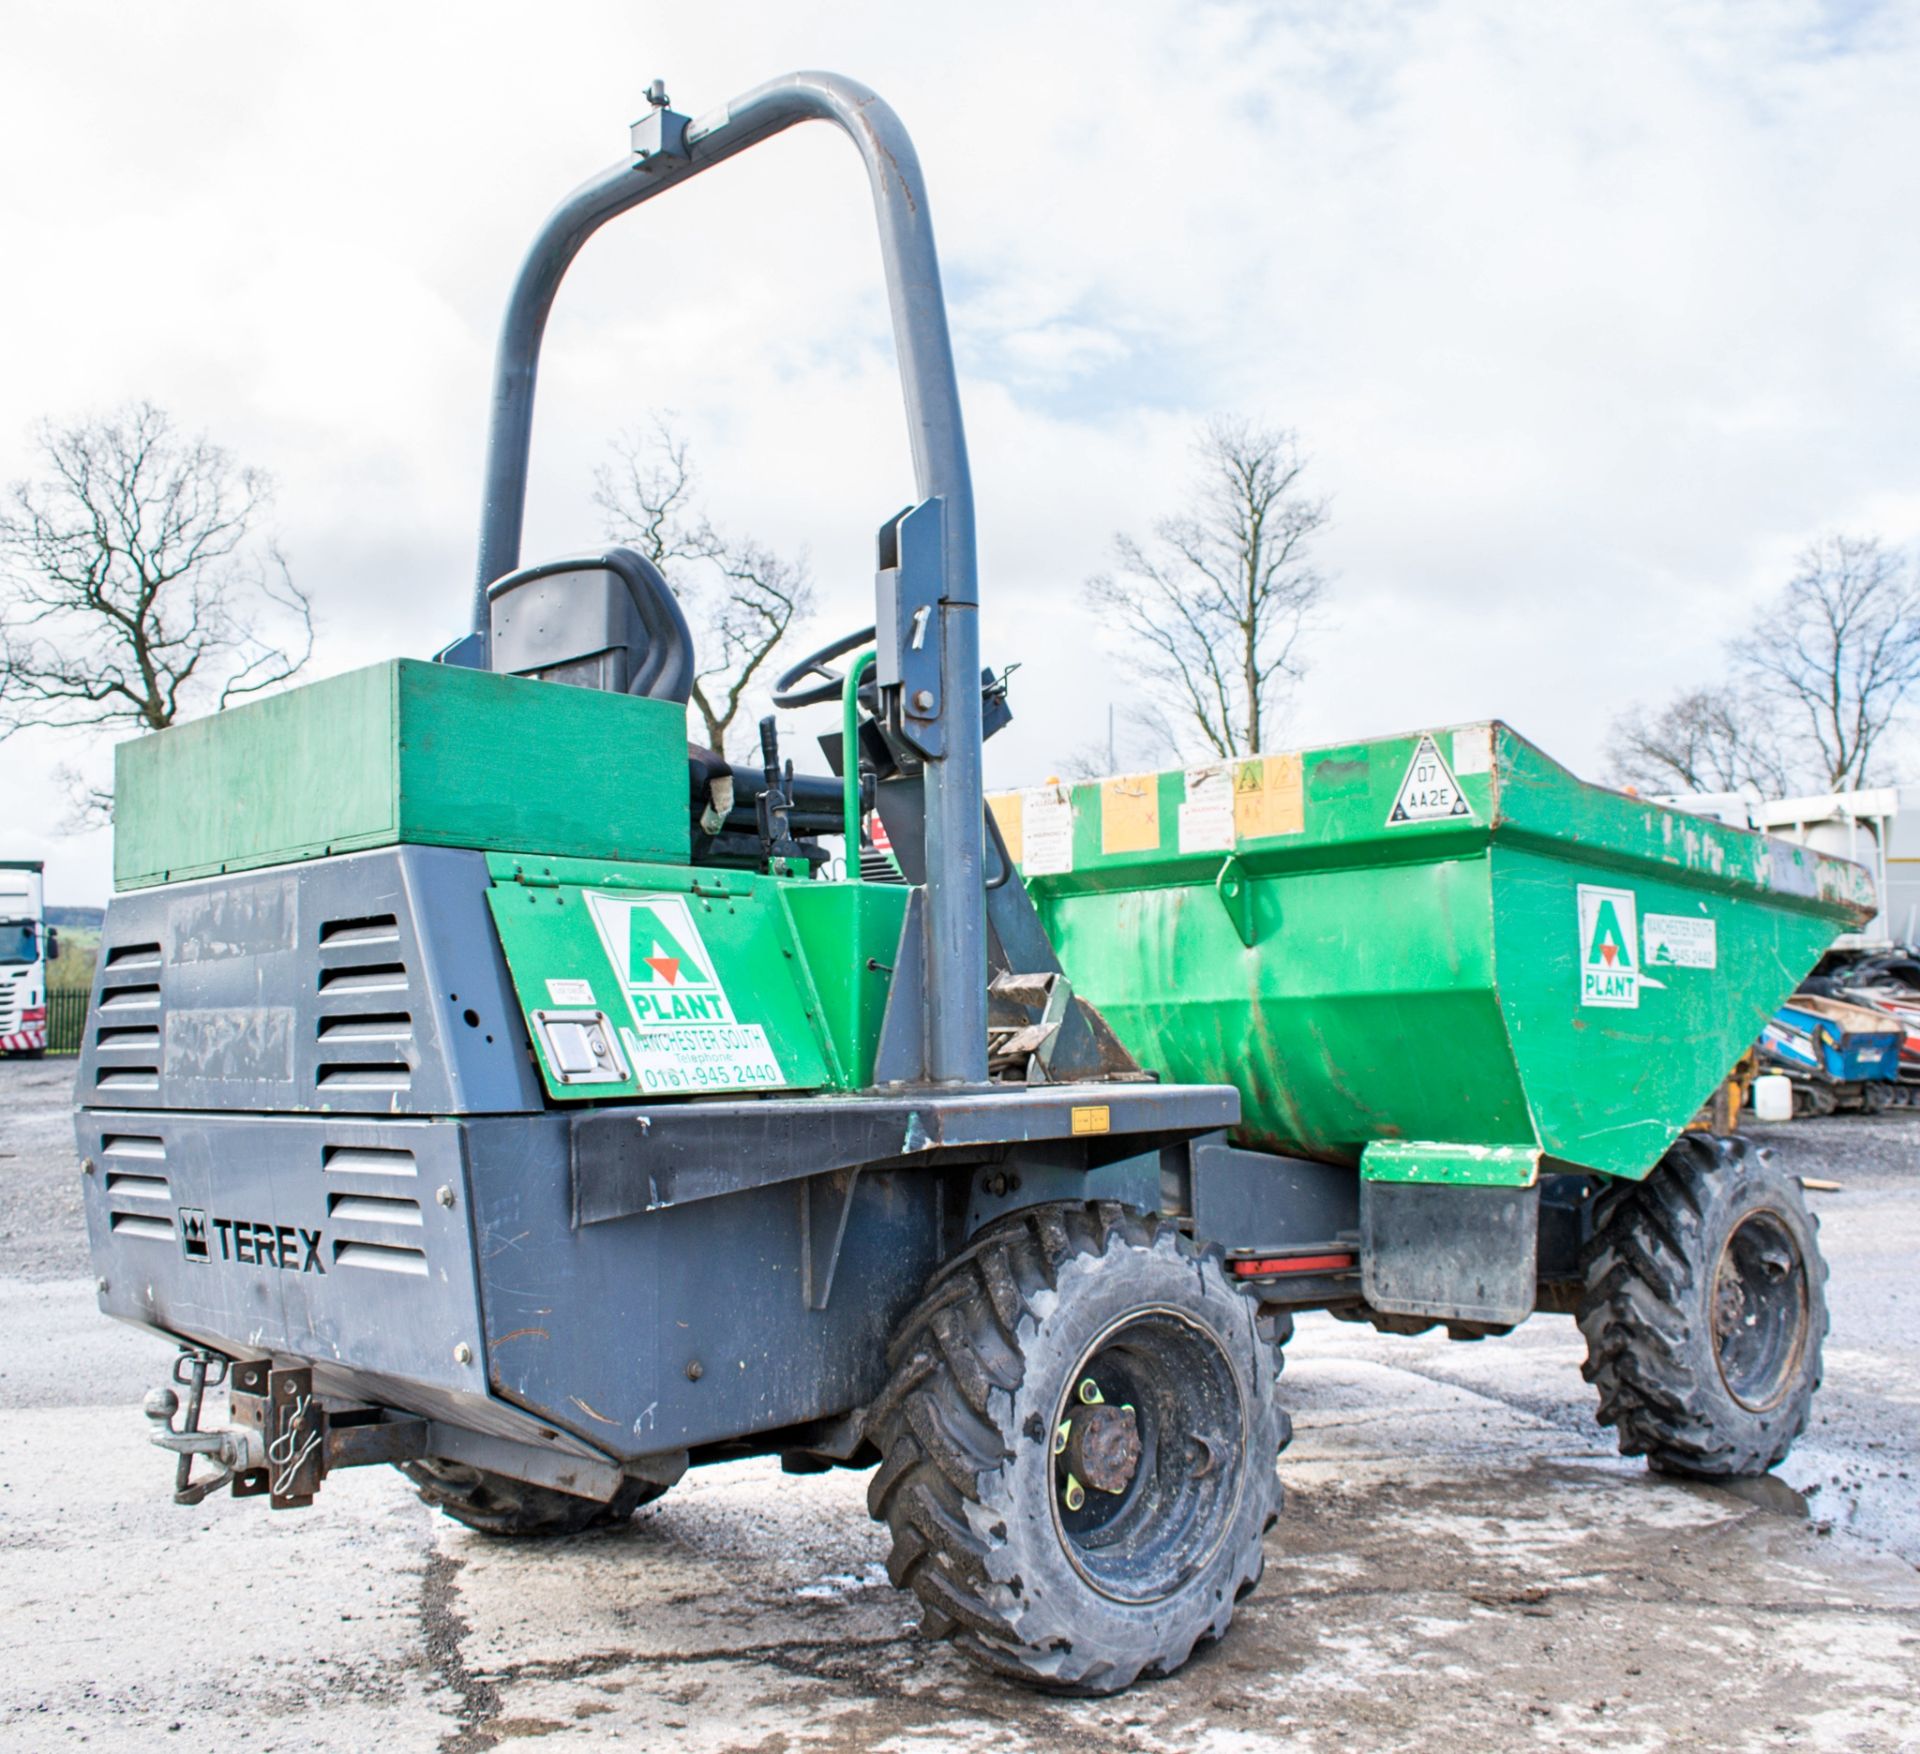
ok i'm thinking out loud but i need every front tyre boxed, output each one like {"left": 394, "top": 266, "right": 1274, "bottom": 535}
{"left": 1579, "top": 1133, "right": 1827, "bottom": 1478}
{"left": 867, "top": 1204, "right": 1288, "bottom": 1694}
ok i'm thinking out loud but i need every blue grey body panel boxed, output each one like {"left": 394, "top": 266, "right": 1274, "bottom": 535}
{"left": 75, "top": 847, "right": 542, "bottom": 1117}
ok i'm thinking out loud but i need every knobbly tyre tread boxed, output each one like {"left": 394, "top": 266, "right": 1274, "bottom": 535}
{"left": 866, "top": 1201, "right": 1290, "bottom": 1694}
{"left": 399, "top": 1458, "right": 665, "bottom": 1536}
{"left": 1577, "top": 1132, "right": 1828, "bottom": 1478}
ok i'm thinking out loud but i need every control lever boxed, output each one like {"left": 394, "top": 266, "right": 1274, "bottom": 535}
{"left": 755, "top": 715, "right": 805, "bottom": 873}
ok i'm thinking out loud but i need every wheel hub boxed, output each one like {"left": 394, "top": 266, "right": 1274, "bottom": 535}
{"left": 1710, "top": 1208, "right": 1810, "bottom": 1413}
{"left": 1062, "top": 1400, "right": 1142, "bottom": 1496}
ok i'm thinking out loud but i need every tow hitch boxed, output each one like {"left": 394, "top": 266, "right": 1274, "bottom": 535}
{"left": 144, "top": 1347, "right": 429, "bottom": 1508}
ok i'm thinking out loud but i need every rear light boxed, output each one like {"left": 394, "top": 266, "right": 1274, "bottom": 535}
{"left": 22, "top": 1005, "right": 45, "bottom": 1026}
{"left": 1228, "top": 1251, "right": 1359, "bottom": 1277}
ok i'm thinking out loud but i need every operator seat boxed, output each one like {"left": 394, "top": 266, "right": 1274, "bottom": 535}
{"left": 487, "top": 547, "right": 694, "bottom": 703}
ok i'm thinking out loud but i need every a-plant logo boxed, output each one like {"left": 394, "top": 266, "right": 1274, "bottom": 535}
{"left": 586, "top": 892, "right": 735, "bottom": 1026}
{"left": 1577, "top": 884, "right": 1662, "bottom": 1009}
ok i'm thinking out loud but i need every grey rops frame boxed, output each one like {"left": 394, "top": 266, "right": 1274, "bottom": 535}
{"left": 468, "top": 71, "right": 986, "bottom": 1087}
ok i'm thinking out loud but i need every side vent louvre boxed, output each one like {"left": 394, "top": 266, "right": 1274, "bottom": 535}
{"left": 317, "top": 963, "right": 409, "bottom": 995}
{"left": 97, "top": 983, "right": 161, "bottom": 1013}
{"left": 328, "top": 1192, "right": 424, "bottom": 1227}
{"left": 102, "top": 1135, "right": 172, "bottom": 1240}
{"left": 316, "top": 1012, "right": 413, "bottom": 1043}
{"left": 103, "top": 941, "right": 164, "bottom": 970}
{"left": 319, "top": 914, "right": 399, "bottom": 946}
{"left": 333, "top": 1240, "right": 429, "bottom": 1277}
{"left": 315, "top": 917, "right": 415, "bottom": 1099}
{"left": 316, "top": 1062, "right": 412, "bottom": 1091}
{"left": 322, "top": 1145, "right": 419, "bottom": 1178}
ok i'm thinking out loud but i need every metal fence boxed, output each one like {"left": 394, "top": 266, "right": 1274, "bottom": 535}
{"left": 47, "top": 989, "right": 90, "bottom": 1056}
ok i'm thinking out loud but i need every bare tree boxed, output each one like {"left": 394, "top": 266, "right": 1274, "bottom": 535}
{"left": 594, "top": 417, "right": 814, "bottom": 760}
{"left": 1087, "top": 417, "right": 1329, "bottom": 760}
{"left": 0, "top": 402, "right": 312, "bottom": 748}
{"left": 1731, "top": 534, "right": 1920, "bottom": 791}
{"left": 1606, "top": 685, "right": 1788, "bottom": 796}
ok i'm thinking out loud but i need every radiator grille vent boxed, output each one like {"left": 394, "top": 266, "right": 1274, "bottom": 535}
{"left": 314, "top": 915, "right": 415, "bottom": 1098}
{"left": 332, "top": 1239, "right": 429, "bottom": 1276}
{"left": 92, "top": 972, "right": 161, "bottom": 1088}
{"left": 102, "top": 1134, "right": 172, "bottom": 1241}
{"left": 319, "top": 914, "right": 399, "bottom": 946}
{"left": 322, "top": 1142, "right": 428, "bottom": 1275}
{"left": 322, "top": 1145, "right": 418, "bottom": 1178}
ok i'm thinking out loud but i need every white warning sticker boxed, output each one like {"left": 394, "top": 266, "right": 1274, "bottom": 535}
{"left": 1022, "top": 784, "right": 1075, "bottom": 875}
{"left": 545, "top": 977, "right": 596, "bottom": 1006}
{"left": 583, "top": 889, "right": 786, "bottom": 1093}
{"left": 1645, "top": 912, "right": 1717, "bottom": 970}
{"left": 1451, "top": 724, "right": 1494, "bottom": 776}
{"left": 1387, "top": 734, "right": 1472, "bottom": 826}
{"left": 1178, "top": 764, "right": 1236, "bottom": 854}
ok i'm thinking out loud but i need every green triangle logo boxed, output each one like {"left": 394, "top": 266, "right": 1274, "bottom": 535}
{"left": 1586, "top": 898, "right": 1633, "bottom": 971}
{"left": 628, "top": 902, "right": 712, "bottom": 988}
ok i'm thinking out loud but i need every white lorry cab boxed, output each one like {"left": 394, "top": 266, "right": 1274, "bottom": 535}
{"left": 0, "top": 860, "right": 56, "bottom": 1055}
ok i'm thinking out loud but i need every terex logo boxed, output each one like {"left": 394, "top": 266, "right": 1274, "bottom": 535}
{"left": 586, "top": 891, "right": 735, "bottom": 1026}
{"left": 183, "top": 1213, "right": 326, "bottom": 1273}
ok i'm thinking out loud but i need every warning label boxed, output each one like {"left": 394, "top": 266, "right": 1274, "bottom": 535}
{"left": 1178, "top": 764, "right": 1236, "bottom": 854}
{"left": 1645, "top": 912, "right": 1717, "bottom": 970}
{"left": 1022, "top": 785, "right": 1075, "bottom": 875}
{"left": 583, "top": 891, "right": 785, "bottom": 1093}
{"left": 1387, "top": 735, "right": 1471, "bottom": 825}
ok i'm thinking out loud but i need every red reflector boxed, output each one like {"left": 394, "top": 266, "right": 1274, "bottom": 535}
{"left": 1230, "top": 1253, "right": 1358, "bottom": 1276}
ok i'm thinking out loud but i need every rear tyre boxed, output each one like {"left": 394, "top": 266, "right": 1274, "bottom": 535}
{"left": 399, "top": 1457, "right": 665, "bottom": 1536}
{"left": 1578, "top": 1133, "right": 1826, "bottom": 1478}
{"left": 867, "top": 1203, "right": 1288, "bottom": 1694}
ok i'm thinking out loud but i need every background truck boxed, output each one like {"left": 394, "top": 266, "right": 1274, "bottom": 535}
{"left": 83, "top": 72, "right": 1875, "bottom": 1696}
{"left": 0, "top": 859, "right": 55, "bottom": 1055}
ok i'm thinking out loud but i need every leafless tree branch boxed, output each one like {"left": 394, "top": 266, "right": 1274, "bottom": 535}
{"left": 597, "top": 419, "right": 815, "bottom": 759}
{"left": 0, "top": 402, "right": 313, "bottom": 757}
{"left": 1086, "top": 416, "right": 1330, "bottom": 759}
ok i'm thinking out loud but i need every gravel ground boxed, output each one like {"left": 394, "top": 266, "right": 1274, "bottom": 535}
{"left": 2, "top": 1055, "right": 1917, "bottom": 1752}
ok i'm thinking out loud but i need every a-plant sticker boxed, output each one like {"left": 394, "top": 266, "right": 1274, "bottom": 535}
{"left": 597, "top": 893, "right": 731, "bottom": 1024}
{"left": 1387, "top": 734, "right": 1471, "bottom": 825}
{"left": 1578, "top": 884, "right": 1664, "bottom": 1008}
{"left": 583, "top": 891, "right": 785, "bottom": 1093}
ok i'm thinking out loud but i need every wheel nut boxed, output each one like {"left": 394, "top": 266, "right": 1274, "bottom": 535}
{"left": 1064, "top": 1475, "right": 1086, "bottom": 1512}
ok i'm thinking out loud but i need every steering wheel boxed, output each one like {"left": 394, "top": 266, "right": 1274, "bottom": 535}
{"left": 772, "top": 624, "right": 877, "bottom": 709}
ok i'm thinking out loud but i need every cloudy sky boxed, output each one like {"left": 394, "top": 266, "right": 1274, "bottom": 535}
{"left": 2, "top": 0, "right": 1916, "bottom": 905}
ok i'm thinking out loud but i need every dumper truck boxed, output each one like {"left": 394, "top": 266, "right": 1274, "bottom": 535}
{"left": 81, "top": 74, "right": 1875, "bottom": 1694}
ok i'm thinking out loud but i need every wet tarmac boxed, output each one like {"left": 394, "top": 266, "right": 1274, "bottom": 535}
{"left": 3, "top": 1056, "right": 1917, "bottom": 1751}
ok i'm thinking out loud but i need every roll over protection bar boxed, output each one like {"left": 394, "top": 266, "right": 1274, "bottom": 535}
{"left": 469, "top": 73, "right": 986, "bottom": 1084}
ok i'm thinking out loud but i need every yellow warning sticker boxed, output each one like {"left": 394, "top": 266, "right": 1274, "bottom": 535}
{"left": 1071, "top": 1104, "right": 1112, "bottom": 1135}
{"left": 987, "top": 791, "right": 1024, "bottom": 865}
{"left": 1233, "top": 753, "right": 1304, "bottom": 841}
{"left": 1100, "top": 774, "right": 1161, "bottom": 854}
